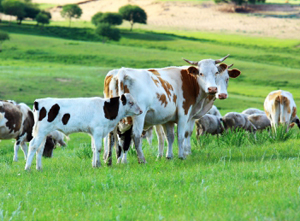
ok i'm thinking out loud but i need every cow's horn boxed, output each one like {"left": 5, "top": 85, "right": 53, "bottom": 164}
{"left": 215, "top": 54, "right": 230, "bottom": 64}
{"left": 228, "top": 63, "right": 234, "bottom": 69}
{"left": 183, "top": 58, "right": 198, "bottom": 66}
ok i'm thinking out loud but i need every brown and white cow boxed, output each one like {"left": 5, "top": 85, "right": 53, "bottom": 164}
{"left": 103, "top": 55, "right": 238, "bottom": 163}
{"left": 264, "top": 90, "right": 299, "bottom": 132}
{"left": 25, "top": 94, "right": 142, "bottom": 170}
{"left": 0, "top": 100, "right": 34, "bottom": 162}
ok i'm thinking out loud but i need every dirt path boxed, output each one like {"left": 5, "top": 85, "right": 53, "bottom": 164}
{"left": 29, "top": 0, "right": 300, "bottom": 39}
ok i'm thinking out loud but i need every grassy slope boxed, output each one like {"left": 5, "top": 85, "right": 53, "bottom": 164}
{"left": 1, "top": 22, "right": 300, "bottom": 220}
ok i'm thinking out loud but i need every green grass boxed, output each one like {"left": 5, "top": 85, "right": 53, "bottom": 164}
{"left": 1, "top": 20, "right": 300, "bottom": 220}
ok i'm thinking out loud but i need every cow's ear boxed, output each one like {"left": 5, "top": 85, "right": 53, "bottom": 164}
{"left": 228, "top": 69, "right": 241, "bottom": 78}
{"left": 187, "top": 66, "right": 199, "bottom": 75}
{"left": 120, "top": 94, "right": 127, "bottom": 105}
{"left": 217, "top": 63, "right": 227, "bottom": 73}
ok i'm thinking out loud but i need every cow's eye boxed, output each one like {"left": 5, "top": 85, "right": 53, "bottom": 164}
{"left": 216, "top": 71, "right": 219, "bottom": 75}
{"left": 199, "top": 73, "right": 203, "bottom": 76}
{"left": 129, "top": 102, "right": 133, "bottom": 106}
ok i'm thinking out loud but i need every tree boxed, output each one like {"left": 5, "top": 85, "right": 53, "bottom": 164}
{"left": 60, "top": 4, "right": 82, "bottom": 27}
{"left": 0, "top": 31, "right": 9, "bottom": 52}
{"left": 17, "top": 2, "right": 40, "bottom": 24}
{"left": 95, "top": 23, "right": 121, "bottom": 43}
{"left": 119, "top": 5, "right": 147, "bottom": 31}
{"left": 2, "top": 0, "right": 26, "bottom": 24}
{"left": 91, "top": 12, "right": 122, "bottom": 26}
{"left": 36, "top": 11, "right": 49, "bottom": 27}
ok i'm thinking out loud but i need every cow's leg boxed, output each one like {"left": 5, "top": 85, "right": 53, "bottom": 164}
{"left": 177, "top": 119, "right": 187, "bottom": 159}
{"left": 104, "top": 132, "right": 114, "bottom": 166}
{"left": 13, "top": 140, "right": 21, "bottom": 162}
{"left": 162, "top": 123, "right": 174, "bottom": 159}
{"left": 117, "top": 135, "right": 125, "bottom": 164}
{"left": 121, "top": 127, "right": 133, "bottom": 164}
{"left": 183, "top": 120, "right": 195, "bottom": 156}
{"left": 36, "top": 138, "right": 47, "bottom": 170}
{"left": 155, "top": 125, "right": 165, "bottom": 159}
{"left": 132, "top": 117, "right": 146, "bottom": 163}
{"left": 92, "top": 135, "right": 102, "bottom": 168}
{"left": 25, "top": 136, "right": 46, "bottom": 170}
{"left": 20, "top": 142, "right": 28, "bottom": 161}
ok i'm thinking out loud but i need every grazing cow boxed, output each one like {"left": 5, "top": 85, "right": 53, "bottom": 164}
{"left": 195, "top": 114, "right": 224, "bottom": 136}
{"left": 0, "top": 100, "right": 34, "bottom": 162}
{"left": 24, "top": 94, "right": 142, "bottom": 170}
{"left": 222, "top": 112, "right": 257, "bottom": 133}
{"left": 207, "top": 105, "right": 222, "bottom": 118}
{"left": 42, "top": 130, "right": 68, "bottom": 158}
{"left": 247, "top": 114, "right": 271, "bottom": 131}
{"left": 242, "top": 108, "right": 265, "bottom": 115}
{"left": 104, "top": 56, "right": 240, "bottom": 163}
{"left": 264, "top": 90, "right": 299, "bottom": 132}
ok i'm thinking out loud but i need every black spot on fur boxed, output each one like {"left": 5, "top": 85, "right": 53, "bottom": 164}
{"left": 23, "top": 110, "right": 34, "bottom": 142}
{"left": 48, "top": 104, "right": 60, "bottom": 122}
{"left": 39, "top": 107, "right": 47, "bottom": 121}
{"left": 117, "top": 125, "right": 133, "bottom": 152}
{"left": 121, "top": 94, "right": 127, "bottom": 105}
{"left": 0, "top": 103, "right": 22, "bottom": 133}
{"left": 34, "top": 101, "right": 39, "bottom": 111}
{"left": 103, "top": 97, "right": 120, "bottom": 120}
{"left": 62, "top": 113, "right": 70, "bottom": 125}
{"left": 16, "top": 140, "right": 21, "bottom": 145}
{"left": 43, "top": 136, "right": 55, "bottom": 158}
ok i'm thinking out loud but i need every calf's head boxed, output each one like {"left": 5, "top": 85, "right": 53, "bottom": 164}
{"left": 183, "top": 55, "right": 230, "bottom": 95}
{"left": 121, "top": 93, "right": 143, "bottom": 116}
{"left": 215, "top": 63, "right": 241, "bottom": 100}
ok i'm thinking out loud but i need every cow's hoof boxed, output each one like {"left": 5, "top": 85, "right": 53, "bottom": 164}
{"left": 138, "top": 158, "right": 146, "bottom": 164}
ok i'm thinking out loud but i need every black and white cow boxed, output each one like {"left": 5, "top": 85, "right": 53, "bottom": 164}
{"left": 25, "top": 94, "right": 142, "bottom": 170}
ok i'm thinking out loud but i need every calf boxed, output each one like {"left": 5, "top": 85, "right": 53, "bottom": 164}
{"left": 222, "top": 112, "right": 257, "bottom": 133}
{"left": 0, "top": 101, "right": 34, "bottom": 162}
{"left": 247, "top": 114, "right": 271, "bottom": 131}
{"left": 264, "top": 90, "right": 298, "bottom": 132}
{"left": 25, "top": 94, "right": 142, "bottom": 170}
{"left": 195, "top": 114, "right": 224, "bottom": 136}
{"left": 242, "top": 108, "right": 265, "bottom": 115}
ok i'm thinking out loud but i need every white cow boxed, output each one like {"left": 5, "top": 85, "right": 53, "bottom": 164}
{"left": 195, "top": 114, "right": 224, "bottom": 136}
{"left": 242, "top": 108, "right": 265, "bottom": 115}
{"left": 222, "top": 112, "right": 257, "bottom": 133}
{"left": 207, "top": 105, "right": 222, "bottom": 118}
{"left": 24, "top": 94, "right": 142, "bottom": 170}
{"left": 264, "top": 90, "right": 298, "bottom": 132}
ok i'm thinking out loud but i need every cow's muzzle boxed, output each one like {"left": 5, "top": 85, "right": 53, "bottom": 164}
{"left": 208, "top": 87, "right": 218, "bottom": 94}
{"left": 218, "top": 93, "right": 227, "bottom": 100}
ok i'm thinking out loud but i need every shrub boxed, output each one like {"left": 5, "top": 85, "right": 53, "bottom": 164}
{"left": 36, "top": 11, "right": 50, "bottom": 26}
{"left": 91, "top": 12, "right": 103, "bottom": 26}
{"left": 95, "top": 22, "right": 121, "bottom": 43}
{"left": 119, "top": 4, "right": 147, "bottom": 31}
{"left": 91, "top": 12, "right": 122, "bottom": 26}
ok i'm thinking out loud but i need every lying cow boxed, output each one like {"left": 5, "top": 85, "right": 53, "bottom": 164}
{"left": 222, "top": 112, "right": 257, "bottom": 133}
{"left": 207, "top": 105, "right": 222, "bottom": 118}
{"left": 195, "top": 114, "right": 224, "bottom": 136}
{"left": 242, "top": 108, "right": 265, "bottom": 115}
{"left": 264, "top": 90, "right": 299, "bottom": 132}
{"left": 247, "top": 114, "right": 271, "bottom": 131}
{"left": 25, "top": 94, "right": 142, "bottom": 170}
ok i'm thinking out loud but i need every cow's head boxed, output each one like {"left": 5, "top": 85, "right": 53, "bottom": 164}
{"left": 183, "top": 55, "right": 230, "bottom": 94}
{"left": 215, "top": 63, "right": 241, "bottom": 100}
{"left": 121, "top": 93, "right": 143, "bottom": 116}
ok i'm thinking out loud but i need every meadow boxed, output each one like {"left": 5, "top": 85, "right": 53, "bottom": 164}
{"left": 1, "top": 20, "right": 300, "bottom": 220}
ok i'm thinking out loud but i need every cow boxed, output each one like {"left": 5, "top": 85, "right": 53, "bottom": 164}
{"left": 247, "top": 114, "right": 271, "bottom": 131}
{"left": 264, "top": 90, "right": 299, "bottom": 132}
{"left": 24, "top": 94, "right": 143, "bottom": 170}
{"left": 222, "top": 112, "right": 257, "bottom": 133}
{"left": 42, "top": 130, "right": 69, "bottom": 158}
{"left": 0, "top": 100, "right": 34, "bottom": 162}
{"left": 195, "top": 114, "right": 224, "bottom": 136}
{"left": 242, "top": 108, "right": 265, "bottom": 115}
{"left": 207, "top": 105, "right": 222, "bottom": 118}
{"left": 103, "top": 55, "right": 240, "bottom": 163}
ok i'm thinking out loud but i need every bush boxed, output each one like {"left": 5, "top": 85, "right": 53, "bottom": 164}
{"left": 91, "top": 12, "right": 122, "bottom": 26}
{"left": 119, "top": 4, "right": 147, "bottom": 31}
{"left": 0, "top": 31, "right": 9, "bottom": 51}
{"left": 2, "top": 0, "right": 26, "bottom": 23}
{"left": 95, "top": 22, "right": 121, "bottom": 43}
{"left": 18, "top": 2, "right": 40, "bottom": 24}
{"left": 36, "top": 11, "right": 50, "bottom": 26}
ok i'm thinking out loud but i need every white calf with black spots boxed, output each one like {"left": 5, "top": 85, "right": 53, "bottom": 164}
{"left": 25, "top": 94, "right": 142, "bottom": 170}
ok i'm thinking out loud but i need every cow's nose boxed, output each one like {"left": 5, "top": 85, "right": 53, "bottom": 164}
{"left": 218, "top": 93, "right": 227, "bottom": 100}
{"left": 139, "top": 110, "right": 143, "bottom": 114}
{"left": 208, "top": 87, "right": 217, "bottom": 94}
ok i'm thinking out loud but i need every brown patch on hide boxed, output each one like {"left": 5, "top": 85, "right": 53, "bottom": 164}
{"left": 181, "top": 69, "right": 200, "bottom": 115}
{"left": 156, "top": 93, "right": 168, "bottom": 107}
{"left": 48, "top": 104, "right": 60, "bottom": 122}
{"left": 124, "top": 85, "right": 130, "bottom": 93}
{"left": 157, "top": 77, "right": 174, "bottom": 100}
{"left": 103, "top": 97, "right": 119, "bottom": 120}
{"left": 292, "top": 107, "right": 297, "bottom": 119}
{"left": 104, "top": 75, "right": 113, "bottom": 98}
{"left": 148, "top": 69, "right": 160, "bottom": 76}
{"left": 0, "top": 103, "right": 22, "bottom": 133}
{"left": 269, "top": 91, "right": 282, "bottom": 101}
{"left": 151, "top": 77, "right": 160, "bottom": 87}
{"left": 120, "top": 81, "right": 124, "bottom": 92}
{"left": 62, "top": 113, "right": 70, "bottom": 125}
{"left": 173, "top": 94, "right": 177, "bottom": 104}
{"left": 122, "top": 117, "right": 133, "bottom": 125}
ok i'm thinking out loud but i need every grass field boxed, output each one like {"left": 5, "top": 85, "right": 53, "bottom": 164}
{"left": 1, "top": 20, "right": 300, "bottom": 220}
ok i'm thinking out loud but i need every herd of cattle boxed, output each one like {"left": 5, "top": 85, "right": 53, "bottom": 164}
{"left": 0, "top": 55, "right": 299, "bottom": 170}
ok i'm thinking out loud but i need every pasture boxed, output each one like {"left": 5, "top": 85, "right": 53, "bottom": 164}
{"left": 1, "top": 21, "right": 300, "bottom": 220}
